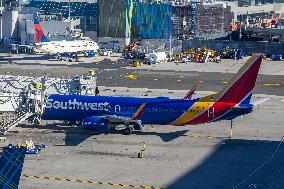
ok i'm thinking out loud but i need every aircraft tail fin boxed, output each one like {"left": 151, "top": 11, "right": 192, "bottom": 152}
{"left": 33, "top": 15, "right": 49, "bottom": 43}
{"left": 0, "top": 145, "right": 26, "bottom": 189}
{"left": 200, "top": 55, "right": 263, "bottom": 104}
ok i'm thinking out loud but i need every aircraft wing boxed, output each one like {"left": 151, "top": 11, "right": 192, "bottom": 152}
{"left": 87, "top": 115, "right": 143, "bottom": 127}
{"left": 103, "top": 115, "right": 133, "bottom": 123}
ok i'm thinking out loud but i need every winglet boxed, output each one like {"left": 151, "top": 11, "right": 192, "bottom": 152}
{"left": 183, "top": 83, "right": 197, "bottom": 100}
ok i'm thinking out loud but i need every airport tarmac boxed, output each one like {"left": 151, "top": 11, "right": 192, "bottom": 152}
{"left": 1, "top": 90, "right": 283, "bottom": 189}
{"left": 0, "top": 53, "right": 284, "bottom": 189}
{"left": 0, "top": 53, "right": 283, "bottom": 96}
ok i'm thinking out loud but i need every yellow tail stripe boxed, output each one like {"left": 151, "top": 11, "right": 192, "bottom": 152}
{"left": 171, "top": 102, "right": 214, "bottom": 125}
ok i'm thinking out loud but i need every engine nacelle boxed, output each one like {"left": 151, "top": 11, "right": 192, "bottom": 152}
{"left": 83, "top": 116, "right": 108, "bottom": 133}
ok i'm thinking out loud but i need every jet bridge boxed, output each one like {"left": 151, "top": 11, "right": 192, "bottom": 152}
{"left": 0, "top": 73, "right": 97, "bottom": 136}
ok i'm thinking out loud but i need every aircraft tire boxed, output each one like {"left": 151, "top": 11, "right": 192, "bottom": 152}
{"left": 124, "top": 127, "right": 133, "bottom": 135}
{"left": 104, "top": 130, "right": 110, "bottom": 135}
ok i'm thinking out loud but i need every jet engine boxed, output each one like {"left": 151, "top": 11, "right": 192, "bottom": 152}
{"left": 83, "top": 116, "right": 108, "bottom": 133}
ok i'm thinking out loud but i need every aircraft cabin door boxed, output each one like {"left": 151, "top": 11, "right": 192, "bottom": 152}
{"left": 208, "top": 106, "right": 215, "bottom": 119}
{"left": 115, "top": 105, "right": 121, "bottom": 113}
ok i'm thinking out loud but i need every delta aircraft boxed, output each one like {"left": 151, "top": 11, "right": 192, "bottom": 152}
{"left": 40, "top": 55, "right": 268, "bottom": 135}
{"left": 33, "top": 15, "right": 99, "bottom": 56}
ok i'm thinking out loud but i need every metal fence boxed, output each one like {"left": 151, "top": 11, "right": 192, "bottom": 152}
{"left": 182, "top": 40, "right": 284, "bottom": 55}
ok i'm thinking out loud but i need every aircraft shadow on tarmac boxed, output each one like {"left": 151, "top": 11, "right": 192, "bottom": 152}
{"left": 70, "top": 60, "right": 127, "bottom": 69}
{"left": 131, "top": 129, "right": 189, "bottom": 142}
{"left": 166, "top": 138, "right": 284, "bottom": 189}
{"left": 0, "top": 56, "right": 128, "bottom": 69}
{"left": 18, "top": 123, "right": 189, "bottom": 146}
{"left": 0, "top": 56, "right": 50, "bottom": 62}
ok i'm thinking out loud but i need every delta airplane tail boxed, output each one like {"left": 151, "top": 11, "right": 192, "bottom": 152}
{"left": 0, "top": 145, "right": 26, "bottom": 189}
{"left": 34, "top": 15, "right": 49, "bottom": 43}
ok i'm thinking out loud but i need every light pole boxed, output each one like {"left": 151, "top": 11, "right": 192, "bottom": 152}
{"left": 62, "top": 1, "right": 72, "bottom": 32}
{"left": 1, "top": 0, "right": 3, "bottom": 40}
{"left": 68, "top": 0, "right": 71, "bottom": 21}
{"left": 169, "top": 33, "right": 172, "bottom": 57}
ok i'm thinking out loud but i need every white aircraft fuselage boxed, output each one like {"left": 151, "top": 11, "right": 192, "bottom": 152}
{"left": 35, "top": 40, "right": 100, "bottom": 55}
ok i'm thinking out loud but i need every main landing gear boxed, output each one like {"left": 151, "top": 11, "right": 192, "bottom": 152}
{"left": 123, "top": 121, "right": 144, "bottom": 135}
{"left": 124, "top": 127, "right": 134, "bottom": 135}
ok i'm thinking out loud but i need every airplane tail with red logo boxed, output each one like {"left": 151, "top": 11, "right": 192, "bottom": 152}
{"left": 33, "top": 15, "right": 49, "bottom": 43}
{"left": 201, "top": 55, "right": 263, "bottom": 104}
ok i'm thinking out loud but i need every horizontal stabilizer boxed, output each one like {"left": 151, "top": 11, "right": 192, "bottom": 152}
{"left": 230, "top": 105, "right": 253, "bottom": 109}
{"left": 251, "top": 98, "right": 270, "bottom": 106}
{"left": 231, "top": 98, "right": 270, "bottom": 109}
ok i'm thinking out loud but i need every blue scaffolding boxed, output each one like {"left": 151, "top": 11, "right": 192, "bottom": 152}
{"left": 132, "top": 1, "right": 172, "bottom": 39}
{"left": 190, "top": 3, "right": 197, "bottom": 35}
{"left": 28, "top": 0, "right": 98, "bottom": 17}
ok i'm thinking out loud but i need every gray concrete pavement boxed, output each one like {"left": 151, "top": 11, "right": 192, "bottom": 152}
{"left": 0, "top": 93, "right": 281, "bottom": 189}
{"left": 0, "top": 53, "right": 283, "bottom": 189}
{"left": 0, "top": 53, "right": 284, "bottom": 96}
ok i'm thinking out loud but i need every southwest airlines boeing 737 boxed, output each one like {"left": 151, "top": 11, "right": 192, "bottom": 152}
{"left": 41, "top": 55, "right": 267, "bottom": 135}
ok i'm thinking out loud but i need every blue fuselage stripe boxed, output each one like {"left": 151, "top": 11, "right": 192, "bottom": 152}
{"left": 42, "top": 95, "right": 251, "bottom": 125}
